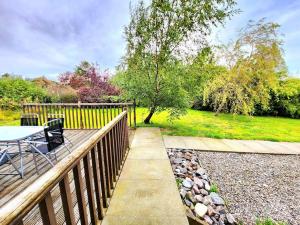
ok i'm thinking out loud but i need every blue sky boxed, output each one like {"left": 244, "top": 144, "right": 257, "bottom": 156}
{"left": 0, "top": 0, "right": 299, "bottom": 79}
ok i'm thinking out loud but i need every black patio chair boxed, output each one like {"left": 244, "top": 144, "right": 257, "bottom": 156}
{"left": 23, "top": 118, "right": 71, "bottom": 174}
{"left": 20, "top": 113, "right": 39, "bottom": 126}
{"left": 47, "top": 114, "right": 64, "bottom": 126}
{"left": 47, "top": 114, "right": 72, "bottom": 146}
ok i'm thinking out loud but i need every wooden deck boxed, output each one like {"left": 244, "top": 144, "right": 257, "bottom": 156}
{"left": 0, "top": 130, "right": 101, "bottom": 225}
{"left": 0, "top": 128, "right": 135, "bottom": 225}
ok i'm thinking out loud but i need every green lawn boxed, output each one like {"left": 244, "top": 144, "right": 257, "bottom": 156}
{"left": 0, "top": 110, "right": 21, "bottom": 126}
{"left": 1, "top": 108, "right": 299, "bottom": 142}
{"left": 136, "top": 108, "right": 300, "bottom": 142}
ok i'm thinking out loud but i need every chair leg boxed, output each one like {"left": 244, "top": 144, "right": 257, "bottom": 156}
{"left": 64, "top": 143, "right": 71, "bottom": 153}
{"left": 2, "top": 151, "right": 20, "bottom": 173}
{"left": 30, "top": 144, "right": 54, "bottom": 167}
{"left": 31, "top": 148, "right": 40, "bottom": 175}
{"left": 64, "top": 134, "right": 73, "bottom": 146}
{"left": 53, "top": 150, "right": 58, "bottom": 161}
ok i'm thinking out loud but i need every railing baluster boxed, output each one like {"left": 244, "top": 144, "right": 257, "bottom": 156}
{"left": 73, "top": 163, "right": 88, "bottom": 225}
{"left": 115, "top": 122, "right": 121, "bottom": 173}
{"left": 97, "top": 141, "right": 108, "bottom": 208}
{"left": 110, "top": 105, "right": 112, "bottom": 121}
{"left": 39, "top": 192, "right": 57, "bottom": 225}
{"left": 113, "top": 126, "right": 119, "bottom": 177}
{"left": 109, "top": 130, "right": 117, "bottom": 183}
{"left": 15, "top": 218, "right": 24, "bottom": 225}
{"left": 59, "top": 174, "right": 76, "bottom": 225}
{"left": 106, "top": 105, "right": 109, "bottom": 125}
{"left": 83, "top": 152, "right": 98, "bottom": 224}
{"left": 90, "top": 147, "right": 104, "bottom": 219}
{"left": 102, "top": 135, "right": 112, "bottom": 197}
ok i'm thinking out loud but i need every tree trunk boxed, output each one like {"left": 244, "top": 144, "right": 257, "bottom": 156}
{"left": 144, "top": 107, "right": 155, "bottom": 124}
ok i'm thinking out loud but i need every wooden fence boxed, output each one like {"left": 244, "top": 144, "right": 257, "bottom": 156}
{"left": 0, "top": 111, "right": 129, "bottom": 225}
{"left": 22, "top": 102, "right": 136, "bottom": 128}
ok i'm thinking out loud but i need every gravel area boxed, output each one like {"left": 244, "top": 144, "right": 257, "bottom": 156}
{"left": 195, "top": 151, "right": 300, "bottom": 225}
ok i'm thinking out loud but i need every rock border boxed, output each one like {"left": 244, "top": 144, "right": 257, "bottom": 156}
{"left": 167, "top": 148, "right": 237, "bottom": 225}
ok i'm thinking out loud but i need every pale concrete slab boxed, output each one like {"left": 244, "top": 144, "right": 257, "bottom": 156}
{"left": 182, "top": 136, "right": 210, "bottom": 150}
{"left": 162, "top": 135, "right": 187, "bottom": 149}
{"left": 102, "top": 215, "right": 189, "bottom": 225}
{"left": 163, "top": 135, "right": 300, "bottom": 154}
{"left": 128, "top": 148, "right": 168, "bottom": 160}
{"left": 199, "top": 137, "right": 232, "bottom": 151}
{"left": 119, "top": 159, "right": 173, "bottom": 180}
{"left": 102, "top": 128, "right": 189, "bottom": 225}
{"left": 222, "top": 139, "right": 253, "bottom": 153}
{"left": 106, "top": 180, "right": 186, "bottom": 217}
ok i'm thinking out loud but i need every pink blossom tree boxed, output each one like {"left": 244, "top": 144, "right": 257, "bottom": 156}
{"left": 59, "top": 61, "right": 120, "bottom": 102}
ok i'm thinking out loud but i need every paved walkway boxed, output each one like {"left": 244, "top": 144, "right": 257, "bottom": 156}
{"left": 163, "top": 136, "right": 300, "bottom": 154}
{"left": 102, "top": 128, "right": 189, "bottom": 225}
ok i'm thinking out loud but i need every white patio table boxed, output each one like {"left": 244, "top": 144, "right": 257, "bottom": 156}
{"left": 0, "top": 126, "right": 45, "bottom": 178}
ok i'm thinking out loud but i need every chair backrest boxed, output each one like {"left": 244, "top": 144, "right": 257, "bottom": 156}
{"left": 21, "top": 114, "right": 39, "bottom": 126}
{"left": 44, "top": 119, "right": 64, "bottom": 152}
{"left": 47, "top": 114, "right": 65, "bottom": 129}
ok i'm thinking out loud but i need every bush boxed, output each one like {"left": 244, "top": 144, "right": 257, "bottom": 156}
{"left": 255, "top": 78, "right": 300, "bottom": 118}
{"left": 275, "top": 78, "right": 300, "bottom": 118}
{"left": 0, "top": 76, "right": 47, "bottom": 110}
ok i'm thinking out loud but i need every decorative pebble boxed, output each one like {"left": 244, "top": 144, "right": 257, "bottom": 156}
{"left": 210, "top": 192, "right": 225, "bottom": 205}
{"left": 194, "top": 203, "right": 207, "bottom": 218}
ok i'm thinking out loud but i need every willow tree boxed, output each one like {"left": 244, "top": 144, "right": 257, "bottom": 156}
{"left": 204, "top": 19, "right": 287, "bottom": 115}
{"left": 117, "top": 0, "right": 237, "bottom": 123}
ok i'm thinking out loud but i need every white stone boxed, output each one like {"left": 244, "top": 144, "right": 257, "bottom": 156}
{"left": 204, "top": 182, "right": 211, "bottom": 191}
{"left": 194, "top": 203, "right": 208, "bottom": 218}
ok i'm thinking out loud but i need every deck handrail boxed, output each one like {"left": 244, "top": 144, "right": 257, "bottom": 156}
{"left": 22, "top": 102, "right": 136, "bottom": 128}
{"left": 0, "top": 111, "right": 129, "bottom": 225}
{"left": 23, "top": 102, "right": 134, "bottom": 106}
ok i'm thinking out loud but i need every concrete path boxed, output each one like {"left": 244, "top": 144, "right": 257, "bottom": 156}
{"left": 102, "top": 128, "right": 189, "bottom": 225}
{"left": 163, "top": 136, "right": 300, "bottom": 154}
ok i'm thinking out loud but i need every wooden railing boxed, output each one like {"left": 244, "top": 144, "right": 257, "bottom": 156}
{"left": 0, "top": 111, "right": 129, "bottom": 225}
{"left": 22, "top": 102, "right": 136, "bottom": 128}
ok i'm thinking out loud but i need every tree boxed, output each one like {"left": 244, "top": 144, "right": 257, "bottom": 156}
{"left": 203, "top": 19, "right": 287, "bottom": 115}
{"left": 184, "top": 47, "right": 226, "bottom": 109}
{"left": 117, "top": 0, "right": 237, "bottom": 123}
{"left": 59, "top": 61, "right": 120, "bottom": 102}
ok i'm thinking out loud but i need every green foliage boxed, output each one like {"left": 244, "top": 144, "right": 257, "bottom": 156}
{"left": 176, "top": 178, "right": 183, "bottom": 188}
{"left": 275, "top": 78, "right": 300, "bottom": 118}
{"left": 209, "top": 183, "right": 219, "bottom": 193}
{"left": 0, "top": 76, "right": 47, "bottom": 110}
{"left": 203, "top": 19, "right": 287, "bottom": 115}
{"left": 118, "top": 0, "right": 237, "bottom": 123}
{"left": 255, "top": 218, "right": 287, "bottom": 225}
{"left": 184, "top": 47, "right": 227, "bottom": 109}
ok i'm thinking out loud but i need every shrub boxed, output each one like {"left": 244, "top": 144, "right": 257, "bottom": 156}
{"left": 275, "top": 78, "right": 300, "bottom": 118}
{"left": 0, "top": 76, "right": 46, "bottom": 110}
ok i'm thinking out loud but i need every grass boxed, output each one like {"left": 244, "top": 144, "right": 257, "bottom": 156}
{"left": 136, "top": 108, "right": 300, "bottom": 142}
{"left": 0, "top": 110, "right": 20, "bottom": 126}
{"left": 209, "top": 183, "right": 219, "bottom": 193}
{"left": 1, "top": 107, "right": 300, "bottom": 142}
{"left": 255, "top": 218, "right": 287, "bottom": 225}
